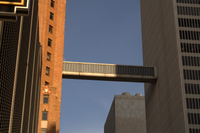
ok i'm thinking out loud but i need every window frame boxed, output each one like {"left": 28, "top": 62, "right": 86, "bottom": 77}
{"left": 45, "top": 81, "right": 49, "bottom": 86}
{"left": 49, "top": 25, "right": 53, "bottom": 33}
{"left": 42, "top": 111, "right": 48, "bottom": 120}
{"left": 43, "top": 96, "right": 49, "bottom": 104}
{"left": 48, "top": 38, "right": 52, "bottom": 47}
{"left": 41, "top": 129, "right": 47, "bottom": 133}
{"left": 51, "top": 0, "right": 54, "bottom": 8}
{"left": 50, "top": 12, "right": 54, "bottom": 20}
{"left": 46, "top": 66, "right": 50, "bottom": 76}
{"left": 47, "top": 52, "right": 51, "bottom": 61}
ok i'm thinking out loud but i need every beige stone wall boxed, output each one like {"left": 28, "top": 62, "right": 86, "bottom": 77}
{"left": 104, "top": 93, "right": 146, "bottom": 133}
{"left": 115, "top": 95, "right": 146, "bottom": 133}
{"left": 104, "top": 99, "right": 115, "bottom": 133}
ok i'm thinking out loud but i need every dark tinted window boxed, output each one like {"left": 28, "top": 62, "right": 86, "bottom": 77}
{"left": 42, "top": 112, "right": 48, "bottom": 120}
{"left": 43, "top": 96, "right": 49, "bottom": 104}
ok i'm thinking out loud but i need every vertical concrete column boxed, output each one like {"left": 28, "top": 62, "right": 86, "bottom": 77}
{"left": 8, "top": 16, "right": 24, "bottom": 133}
{"left": 0, "top": 21, "right": 4, "bottom": 51}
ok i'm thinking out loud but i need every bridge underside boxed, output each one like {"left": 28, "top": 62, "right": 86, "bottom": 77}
{"left": 62, "top": 72, "right": 157, "bottom": 83}
{"left": 62, "top": 61, "right": 157, "bottom": 83}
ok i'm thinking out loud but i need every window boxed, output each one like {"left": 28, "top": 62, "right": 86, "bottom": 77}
{"left": 41, "top": 129, "right": 47, "bottom": 133}
{"left": 188, "top": 113, "right": 200, "bottom": 125}
{"left": 51, "top": 0, "right": 54, "bottom": 7}
{"left": 46, "top": 67, "right": 50, "bottom": 76}
{"left": 179, "top": 30, "right": 200, "bottom": 40}
{"left": 43, "top": 96, "right": 49, "bottom": 104}
{"left": 177, "top": 6, "right": 200, "bottom": 16}
{"left": 49, "top": 25, "right": 53, "bottom": 33}
{"left": 186, "top": 98, "right": 200, "bottom": 109}
{"left": 42, "top": 112, "right": 48, "bottom": 120}
{"left": 48, "top": 38, "right": 52, "bottom": 47}
{"left": 182, "top": 56, "right": 200, "bottom": 67}
{"left": 47, "top": 52, "right": 51, "bottom": 61}
{"left": 178, "top": 18, "right": 200, "bottom": 28}
{"left": 50, "top": 12, "right": 54, "bottom": 20}
{"left": 189, "top": 129, "right": 200, "bottom": 133}
{"left": 45, "top": 81, "right": 49, "bottom": 86}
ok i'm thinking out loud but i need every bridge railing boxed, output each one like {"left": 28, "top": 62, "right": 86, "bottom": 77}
{"left": 63, "top": 61, "right": 156, "bottom": 76}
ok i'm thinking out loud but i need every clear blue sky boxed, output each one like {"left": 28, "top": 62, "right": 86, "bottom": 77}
{"left": 61, "top": 0, "right": 143, "bottom": 133}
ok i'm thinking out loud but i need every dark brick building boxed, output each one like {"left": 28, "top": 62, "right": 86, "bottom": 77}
{"left": 0, "top": 0, "right": 42, "bottom": 132}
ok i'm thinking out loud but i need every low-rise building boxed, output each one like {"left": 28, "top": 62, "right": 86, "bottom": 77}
{"left": 104, "top": 92, "right": 146, "bottom": 133}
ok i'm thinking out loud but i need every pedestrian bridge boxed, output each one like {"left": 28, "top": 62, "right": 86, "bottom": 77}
{"left": 62, "top": 61, "right": 157, "bottom": 83}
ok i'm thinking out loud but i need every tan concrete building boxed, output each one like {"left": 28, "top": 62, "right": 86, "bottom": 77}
{"left": 141, "top": 0, "right": 200, "bottom": 133}
{"left": 37, "top": 0, "right": 66, "bottom": 132}
{"left": 104, "top": 92, "right": 146, "bottom": 133}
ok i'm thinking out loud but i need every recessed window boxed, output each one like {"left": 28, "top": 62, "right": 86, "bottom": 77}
{"left": 48, "top": 38, "right": 52, "bottom": 47}
{"left": 45, "top": 81, "right": 49, "bottom": 86}
{"left": 50, "top": 12, "right": 54, "bottom": 20}
{"left": 42, "top": 112, "right": 48, "bottom": 120}
{"left": 46, "top": 67, "right": 50, "bottom": 76}
{"left": 47, "top": 52, "right": 51, "bottom": 61}
{"left": 51, "top": 0, "right": 54, "bottom": 8}
{"left": 49, "top": 25, "right": 53, "bottom": 33}
{"left": 43, "top": 96, "right": 49, "bottom": 104}
{"left": 41, "top": 129, "right": 47, "bottom": 133}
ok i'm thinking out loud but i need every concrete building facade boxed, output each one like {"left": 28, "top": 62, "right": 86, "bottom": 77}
{"left": 37, "top": 0, "right": 66, "bottom": 132}
{"left": 141, "top": 0, "right": 200, "bottom": 133}
{"left": 104, "top": 92, "right": 146, "bottom": 133}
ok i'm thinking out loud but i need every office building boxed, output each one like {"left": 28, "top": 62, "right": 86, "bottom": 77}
{"left": 0, "top": 0, "right": 41, "bottom": 132}
{"left": 141, "top": 0, "right": 200, "bottom": 132}
{"left": 104, "top": 92, "right": 146, "bottom": 133}
{"left": 37, "top": 0, "right": 66, "bottom": 132}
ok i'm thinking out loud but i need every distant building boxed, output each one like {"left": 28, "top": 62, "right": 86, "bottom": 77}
{"left": 104, "top": 92, "right": 146, "bottom": 133}
{"left": 0, "top": 0, "right": 41, "bottom": 132}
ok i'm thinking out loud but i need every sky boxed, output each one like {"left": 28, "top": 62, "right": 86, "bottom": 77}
{"left": 60, "top": 0, "right": 143, "bottom": 133}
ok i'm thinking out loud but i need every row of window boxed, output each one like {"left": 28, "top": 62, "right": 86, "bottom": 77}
{"left": 177, "top": 6, "right": 200, "bottom": 16}
{"left": 49, "top": 1, "right": 54, "bottom": 33}
{"left": 183, "top": 69, "right": 200, "bottom": 80}
{"left": 185, "top": 83, "right": 200, "bottom": 94}
{"left": 45, "top": 51, "right": 51, "bottom": 77}
{"left": 188, "top": 113, "right": 200, "bottom": 124}
{"left": 182, "top": 56, "right": 200, "bottom": 66}
{"left": 181, "top": 43, "right": 200, "bottom": 53}
{"left": 178, "top": 18, "right": 200, "bottom": 28}
{"left": 186, "top": 98, "right": 200, "bottom": 109}
{"left": 45, "top": 1, "right": 55, "bottom": 86}
{"left": 177, "top": 0, "right": 200, "bottom": 4}
{"left": 179, "top": 30, "right": 200, "bottom": 40}
{"left": 189, "top": 128, "right": 200, "bottom": 133}
{"left": 42, "top": 2, "right": 54, "bottom": 124}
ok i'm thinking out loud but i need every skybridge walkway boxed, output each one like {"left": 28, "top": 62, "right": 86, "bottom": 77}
{"left": 62, "top": 61, "right": 157, "bottom": 83}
